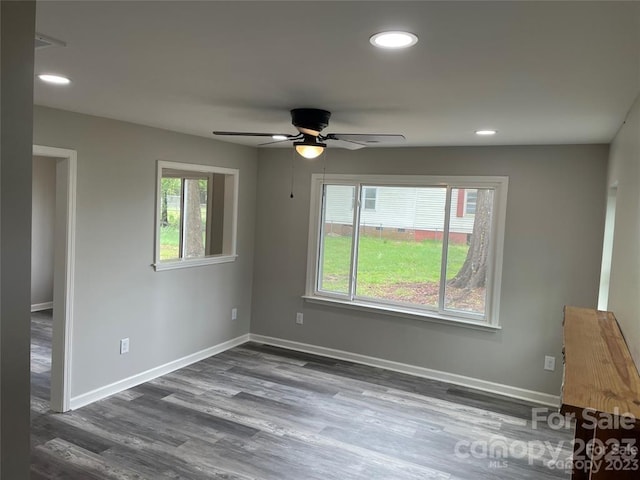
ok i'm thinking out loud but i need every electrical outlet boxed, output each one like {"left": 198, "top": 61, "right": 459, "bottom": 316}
{"left": 120, "top": 338, "right": 130, "bottom": 355}
{"left": 296, "top": 312, "right": 304, "bottom": 325}
{"left": 231, "top": 307, "right": 238, "bottom": 321}
{"left": 544, "top": 355, "right": 556, "bottom": 371}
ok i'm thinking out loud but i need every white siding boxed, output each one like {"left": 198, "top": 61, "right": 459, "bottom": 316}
{"left": 324, "top": 185, "right": 354, "bottom": 224}
{"left": 324, "top": 185, "right": 476, "bottom": 234}
{"left": 361, "top": 187, "right": 423, "bottom": 229}
{"left": 449, "top": 189, "right": 476, "bottom": 234}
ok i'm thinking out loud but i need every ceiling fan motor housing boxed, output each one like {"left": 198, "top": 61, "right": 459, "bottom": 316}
{"left": 291, "top": 108, "right": 331, "bottom": 135}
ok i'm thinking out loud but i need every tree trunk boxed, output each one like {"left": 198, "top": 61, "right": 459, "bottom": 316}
{"left": 161, "top": 189, "right": 169, "bottom": 227}
{"left": 184, "top": 179, "right": 205, "bottom": 258}
{"left": 448, "top": 189, "right": 493, "bottom": 288}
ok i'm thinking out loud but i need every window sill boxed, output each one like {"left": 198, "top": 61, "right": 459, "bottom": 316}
{"left": 302, "top": 295, "right": 501, "bottom": 332}
{"left": 153, "top": 254, "right": 237, "bottom": 271}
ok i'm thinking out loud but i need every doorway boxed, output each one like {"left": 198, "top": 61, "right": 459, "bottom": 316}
{"left": 598, "top": 184, "right": 617, "bottom": 311}
{"left": 31, "top": 145, "right": 77, "bottom": 413}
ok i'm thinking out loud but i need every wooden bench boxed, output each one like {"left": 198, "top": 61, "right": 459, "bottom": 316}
{"left": 562, "top": 306, "right": 640, "bottom": 479}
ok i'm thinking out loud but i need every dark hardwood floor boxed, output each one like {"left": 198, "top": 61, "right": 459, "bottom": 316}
{"left": 31, "top": 311, "right": 572, "bottom": 479}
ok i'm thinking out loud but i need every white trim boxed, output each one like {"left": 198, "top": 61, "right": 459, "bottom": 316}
{"left": 302, "top": 295, "right": 501, "bottom": 331}
{"left": 153, "top": 254, "right": 237, "bottom": 271}
{"left": 69, "top": 334, "right": 250, "bottom": 410}
{"left": 307, "top": 177, "right": 324, "bottom": 296}
{"left": 249, "top": 334, "right": 560, "bottom": 408}
{"left": 438, "top": 187, "right": 453, "bottom": 310}
{"left": 488, "top": 180, "right": 508, "bottom": 327}
{"left": 228, "top": 169, "right": 239, "bottom": 258}
{"left": 349, "top": 185, "right": 363, "bottom": 299}
{"left": 158, "top": 160, "right": 238, "bottom": 177}
{"left": 31, "top": 301, "right": 54, "bottom": 312}
{"left": 308, "top": 174, "right": 509, "bottom": 188}
{"left": 33, "top": 145, "right": 77, "bottom": 413}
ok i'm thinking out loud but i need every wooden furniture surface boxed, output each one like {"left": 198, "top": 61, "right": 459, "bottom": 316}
{"left": 562, "top": 306, "right": 640, "bottom": 421}
{"left": 562, "top": 306, "right": 640, "bottom": 480}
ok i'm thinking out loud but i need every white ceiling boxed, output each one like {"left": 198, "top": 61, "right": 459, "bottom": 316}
{"left": 34, "top": 1, "right": 640, "bottom": 148}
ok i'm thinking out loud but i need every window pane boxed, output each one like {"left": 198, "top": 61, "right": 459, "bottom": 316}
{"left": 183, "top": 178, "right": 208, "bottom": 258}
{"left": 318, "top": 185, "right": 355, "bottom": 295}
{"left": 445, "top": 188, "right": 494, "bottom": 316}
{"left": 160, "top": 177, "right": 181, "bottom": 260}
{"left": 355, "top": 186, "right": 446, "bottom": 308}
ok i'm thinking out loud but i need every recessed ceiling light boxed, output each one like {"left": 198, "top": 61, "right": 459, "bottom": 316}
{"left": 272, "top": 135, "right": 288, "bottom": 141}
{"left": 38, "top": 74, "right": 71, "bottom": 85}
{"left": 475, "top": 129, "right": 497, "bottom": 136}
{"left": 370, "top": 31, "right": 418, "bottom": 49}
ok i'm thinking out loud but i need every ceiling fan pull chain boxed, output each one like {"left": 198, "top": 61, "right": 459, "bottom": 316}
{"left": 322, "top": 147, "right": 328, "bottom": 185}
{"left": 290, "top": 148, "right": 295, "bottom": 199}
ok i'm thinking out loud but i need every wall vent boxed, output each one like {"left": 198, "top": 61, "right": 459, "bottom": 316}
{"left": 35, "top": 33, "right": 66, "bottom": 50}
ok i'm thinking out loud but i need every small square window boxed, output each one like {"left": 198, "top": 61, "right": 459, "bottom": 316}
{"left": 363, "top": 187, "right": 377, "bottom": 210}
{"left": 155, "top": 161, "right": 238, "bottom": 270}
{"left": 466, "top": 190, "right": 478, "bottom": 215}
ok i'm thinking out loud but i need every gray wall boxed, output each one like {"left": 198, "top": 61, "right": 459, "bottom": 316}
{"left": 33, "top": 106, "right": 258, "bottom": 398}
{"left": 251, "top": 145, "right": 608, "bottom": 396}
{"left": 607, "top": 92, "right": 640, "bottom": 368}
{"left": 32, "top": 156, "right": 56, "bottom": 306}
{"left": 1, "top": 1, "right": 36, "bottom": 477}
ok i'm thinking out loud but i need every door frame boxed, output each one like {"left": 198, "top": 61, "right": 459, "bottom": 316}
{"left": 33, "top": 145, "right": 77, "bottom": 412}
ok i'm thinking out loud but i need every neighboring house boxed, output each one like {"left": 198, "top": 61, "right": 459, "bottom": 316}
{"left": 324, "top": 186, "right": 478, "bottom": 243}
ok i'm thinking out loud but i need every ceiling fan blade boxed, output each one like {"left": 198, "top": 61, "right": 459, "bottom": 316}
{"left": 258, "top": 136, "right": 301, "bottom": 147}
{"left": 213, "top": 131, "right": 294, "bottom": 138}
{"left": 326, "top": 133, "right": 406, "bottom": 145}
{"left": 325, "top": 137, "right": 367, "bottom": 150}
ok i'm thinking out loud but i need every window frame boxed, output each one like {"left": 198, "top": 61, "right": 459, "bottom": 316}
{"left": 305, "top": 174, "right": 508, "bottom": 329}
{"left": 154, "top": 161, "right": 239, "bottom": 271}
{"left": 161, "top": 170, "right": 214, "bottom": 260}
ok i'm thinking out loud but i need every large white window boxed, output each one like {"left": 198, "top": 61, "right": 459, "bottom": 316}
{"left": 154, "top": 161, "right": 239, "bottom": 271}
{"left": 305, "top": 174, "right": 508, "bottom": 327}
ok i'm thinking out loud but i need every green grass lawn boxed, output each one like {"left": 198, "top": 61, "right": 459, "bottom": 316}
{"left": 320, "top": 235, "right": 468, "bottom": 294}
{"left": 159, "top": 207, "right": 206, "bottom": 260}
{"left": 159, "top": 225, "right": 209, "bottom": 260}
{"left": 160, "top": 226, "right": 180, "bottom": 260}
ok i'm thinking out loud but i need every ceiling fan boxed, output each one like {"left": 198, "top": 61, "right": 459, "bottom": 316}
{"left": 213, "top": 108, "right": 405, "bottom": 159}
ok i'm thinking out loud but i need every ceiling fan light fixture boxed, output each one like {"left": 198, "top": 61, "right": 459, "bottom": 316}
{"left": 295, "top": 144, "right": 325, "bottom": 160}
{"left": 294, "top": 136, "right": 327, "bottom": 159}
{"left": 370, "top": 31, "right": 418, "bottom": 49}
{"left": 272, "top": 134, "right": 288, "bottom": 140}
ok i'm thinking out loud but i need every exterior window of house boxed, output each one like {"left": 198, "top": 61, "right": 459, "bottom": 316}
{"left": 465, "top": 189, "right": 478, "bottom": 215}
{"left": 363, "top": 187, "right": 377, "bottom": 210}
{"left": 306, "top": 174, "right": 508, "bottom": 327}
{"left": 154, "top": 161, "right": 239, "bottom": 271}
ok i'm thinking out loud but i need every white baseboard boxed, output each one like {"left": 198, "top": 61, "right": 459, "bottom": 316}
{"left": 249, "top": 334, "right": 560, "bottom": 408}
{"left": 69, "top": 334, "right": 250, "bottom": 410}
{"left": 69, "top": 332, "right": 560, "bottom": 411}
{"left": 31, "top": 301, "right": 53, "bottom": 312}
